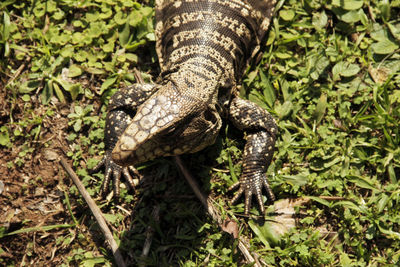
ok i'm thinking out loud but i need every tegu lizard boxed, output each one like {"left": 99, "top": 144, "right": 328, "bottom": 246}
{"left": 94, "top": 0, "right": 278, "bottom": 215}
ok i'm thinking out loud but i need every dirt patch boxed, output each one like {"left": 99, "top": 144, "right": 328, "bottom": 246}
{"left": 0, "top": 96, "right": 88, "bottom": 265}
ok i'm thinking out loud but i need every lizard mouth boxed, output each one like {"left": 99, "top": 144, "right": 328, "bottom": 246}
{"left": 111, "top": 106, "right": 222, "bottom": 167}
{"left": 112, "top": 117, "right": 222, "bottom": 169}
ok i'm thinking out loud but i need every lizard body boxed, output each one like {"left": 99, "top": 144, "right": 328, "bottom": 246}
{"left": 94, "top": 0, "right": 278, "bottom": 214}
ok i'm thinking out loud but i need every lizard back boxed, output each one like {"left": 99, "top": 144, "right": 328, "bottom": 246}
{"left": 155, "top": 0, "right": 276, "bottom": 87}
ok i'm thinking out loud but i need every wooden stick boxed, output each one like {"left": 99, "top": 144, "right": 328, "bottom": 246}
{"left": 173, "top": 156, "right": 263, "bottom": 267}
{"left": 139, "top": 205, "right": 160, "bottom": 267}
{"left": 60, "top": 157, "right": 126, "bottom": 267}
{"left": 5, "top": 56, "right": 31, "bottom": 88}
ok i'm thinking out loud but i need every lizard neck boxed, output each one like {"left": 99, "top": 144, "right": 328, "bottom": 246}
{"left": 161, "top": 61, "right": 224, "bottom": 105}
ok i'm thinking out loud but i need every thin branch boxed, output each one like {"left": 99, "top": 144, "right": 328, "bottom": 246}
{"left": 134, "top": 68, "right": 144, "bottom": 84}
{"left": 173, "top": 156, "right": 263, "bottom": 267}
{"left": 5, "top": 56, "right": 31, "bottom": 88}
{"left": 60, "top": 157, "right": 126, "bottom": 267}
{"left": 139, "top": 205, "right": 160, "bottom": 267}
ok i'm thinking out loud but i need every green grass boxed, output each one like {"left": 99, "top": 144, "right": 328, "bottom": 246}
{"left": 1, "top": 0, "right": 400, "bottom": 266}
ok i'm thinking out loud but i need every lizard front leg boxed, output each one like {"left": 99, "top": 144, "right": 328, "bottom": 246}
{"left": 228, "top": 97, "right": 278, "bottom": 215}
{"left": 93, "top": 83, "right": 158, "bottom": 197}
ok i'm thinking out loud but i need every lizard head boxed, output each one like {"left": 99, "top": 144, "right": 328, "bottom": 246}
{"left": 111, "top": 81, "right": 222, "bottom": 166}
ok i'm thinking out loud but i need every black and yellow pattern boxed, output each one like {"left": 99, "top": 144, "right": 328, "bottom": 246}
{"left": 95, "top": 0, "right": 278, "bottom": 215}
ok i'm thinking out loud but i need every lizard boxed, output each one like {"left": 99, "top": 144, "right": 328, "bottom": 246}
{"left": 93, "top": 0, "right": 278, "bottom": 215}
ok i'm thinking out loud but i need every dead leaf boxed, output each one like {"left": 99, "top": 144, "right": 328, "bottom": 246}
{"left": 43, "top": 149, "right": 59, "bottom": 161}
{"left": 368, "top": 65, "right": 391, "bottom": 84}
{"left": 221, "top": 219, "right": 239, "bottom": 238}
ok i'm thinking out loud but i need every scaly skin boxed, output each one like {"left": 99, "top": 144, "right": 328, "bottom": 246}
{"left": 93, "top": 84, "right": 158, "bottom": 196}
{"left": 95, "top": 0, "right": 277, "bottom": 215}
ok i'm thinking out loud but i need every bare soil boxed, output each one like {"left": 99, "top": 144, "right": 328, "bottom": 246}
{"left": 0, "top": 90, "right": 99, "bottom": 265}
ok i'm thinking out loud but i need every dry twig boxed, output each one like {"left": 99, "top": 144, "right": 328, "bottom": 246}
{"left": 5, "top": 56, "right": 31, "bottom": 88}
{"left": 139, "top": 205, "right": 160, "bottom": 267}
{"left": 174, "top": 156, "right": 263, "bottom": 267}
{"left": 60, "top": 157, "right": 126, "bottom": 267}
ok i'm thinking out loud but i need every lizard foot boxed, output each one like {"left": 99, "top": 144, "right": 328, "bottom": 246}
{"left": 92, "top": 151, "right": 141, "bottom": 198}
{"left": 229, "top": 172, "right": 275, "bottom": 215}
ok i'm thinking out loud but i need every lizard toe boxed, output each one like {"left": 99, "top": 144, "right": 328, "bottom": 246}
{"left": 123, "top": 167, "right": 141, "bottom": 189}
{"left": 263, "top": 178, "right": 275, "bottom": 202}
{"left": 112, "top": 168, "right": 122, "bottom": 197}
{"left": 255, "top": 187, "right": 265, "bottom": 215}
{"left": 230, "top": 184, "right": 245, "bottom": 205}
{"left": 244, "top": 189, "right": 253, "bottom": 215}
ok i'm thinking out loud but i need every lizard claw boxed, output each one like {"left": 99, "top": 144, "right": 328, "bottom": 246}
{"left": 92, "top": 151, "right": 141, "bottom": 198}
{"left": 229, "top": 172, "right": 274, "bottom": 215}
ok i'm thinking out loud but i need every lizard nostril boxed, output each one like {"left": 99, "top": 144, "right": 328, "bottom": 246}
{"left": 161, "top": 126, "right": 176, "bottom": 138}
